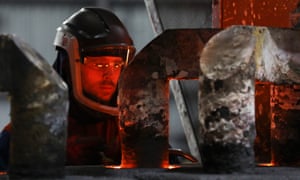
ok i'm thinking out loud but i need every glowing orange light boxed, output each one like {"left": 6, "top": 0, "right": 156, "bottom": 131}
{"left": 167, "top": 165, "right": 181, "bottom": 169}
{"left": 105, "top": 165, "right": 121, "bottom": 169}
{"left": 105, "top": 164, "right": 180, "bottom": 169}
{"left": 213, "top": 0, "right": 299, "bottom": 28}
{"left": 257, "top": 162, "right": 275, "bottom": 167}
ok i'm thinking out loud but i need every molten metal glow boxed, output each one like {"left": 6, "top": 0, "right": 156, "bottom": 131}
{"left": 257, "top": 162, "right": 275, "bottom": 167}
{"left": 213, "top": 0, "right": 299, "bottom": 28}
{"left": 105, "top": 165, "right": 180, "bottom": 169}
{"left": 105, "top": 165, "right": 121, "bottom": 169}
{"left": 0, "top": 171, "right": 7, "bottom": 176}
{"left": 167, "top": 165, "right": 181, "bottom": 169}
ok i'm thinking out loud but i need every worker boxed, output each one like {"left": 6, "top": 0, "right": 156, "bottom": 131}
{"left": 0, "top": 7, "right": 135, "bottom": 168}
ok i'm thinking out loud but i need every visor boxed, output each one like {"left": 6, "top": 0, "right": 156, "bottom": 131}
{"left": 81, "top": 45, "right": 135, "bottom": 66}
{"left": 69, "top": 45, "right": 135, "bottom": 116}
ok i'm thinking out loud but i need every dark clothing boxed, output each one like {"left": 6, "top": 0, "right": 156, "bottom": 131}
{"left": 0, "top": 115, "right": 120, "bottom": 168}
{"left": 66, "top": 116, "right": 121, "bottom": 165}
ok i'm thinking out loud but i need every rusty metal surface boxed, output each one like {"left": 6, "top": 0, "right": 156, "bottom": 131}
{"left": 0, "top": 34, "right": 69, "bottom": 178}
{"left": 119, "top": 25, "right": 300, "bottom": 171}
{"left": 270, "top": 84, "right": 300, "bottom": 166}
{"left": 144, "top": 0, "right": 203, "bottom": 163}
{"left": 254, "top": 27, "right": 300, "bottom": 83}
{"left": 199, "top": 26, "right": 257, "bottom": 173}
{"left": 118, "top": 29, "right": 219, "bottom": 168}
{"left": 254, "top": 82, "right": 272, "bottom": 164}
{"left": 199, "top": 25, "right": 300, "bottom": 172}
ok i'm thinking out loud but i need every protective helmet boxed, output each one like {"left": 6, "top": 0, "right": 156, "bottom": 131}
{"left": 54, "top": 7, "right": 135, "bottom": 116}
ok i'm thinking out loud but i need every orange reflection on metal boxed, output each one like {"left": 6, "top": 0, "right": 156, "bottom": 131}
{"left": 213, "top": 0, "right": 299, "bottom": 28}
{"left": 255, "top": 81, "right": 272, "bottom": 164}
{"left": 105, "top": 165, "right": 121, "bottom": 169}
{"left": 119, "top": 127, "right": 169, "bottom": 168}
{"left": 257, "top": 153, "right": 276, "bottom": 167}
{"left": 120, "top": 151, "right": 169, "bottom": 168}
{"left": 168, "top": 165, "right": 181, "bottom": 169}
{"left": 257, "top": 162, "right": 275, "bottom": 167}
{"left": 105, "top": 164, "right": 180, "bottom": 169}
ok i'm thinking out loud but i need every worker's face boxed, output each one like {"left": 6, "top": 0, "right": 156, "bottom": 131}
{"left": 81, "top": 56, "right": 124, "bottom": 103}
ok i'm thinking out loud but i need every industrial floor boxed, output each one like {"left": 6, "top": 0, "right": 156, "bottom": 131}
{"left": 1, "top": 165, "right": 300, "bottom": 180}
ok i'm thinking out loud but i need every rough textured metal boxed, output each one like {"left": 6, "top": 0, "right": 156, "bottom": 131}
{"left": 270, "top": 84, "right": 300, "bottom": 166}
{"left": 254, "top": 27, "right": 300, "bottom": 165}
{"left": 118, "top": 29, "right": 219, "bottom": 168}
{"left": 254, "top": 27, "right": 300, "bottom": 83}
{"left": 200, "top": 26, "right": 257, "bottom": 173}
{"left": 0, "top": 34, "right": 69, "bottom": 178}
{"left": 199, "top": 25, "right": 300, "bottom": 173}
{"left": 212, "top": 0, "right": 300, "bottom": 168}
{"left": 144, "top": 0, "right": 203, "bottom": 163}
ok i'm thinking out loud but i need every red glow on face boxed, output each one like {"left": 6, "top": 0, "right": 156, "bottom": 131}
{"left": 81, "top": 56, "right": 123, "bottom": 102}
